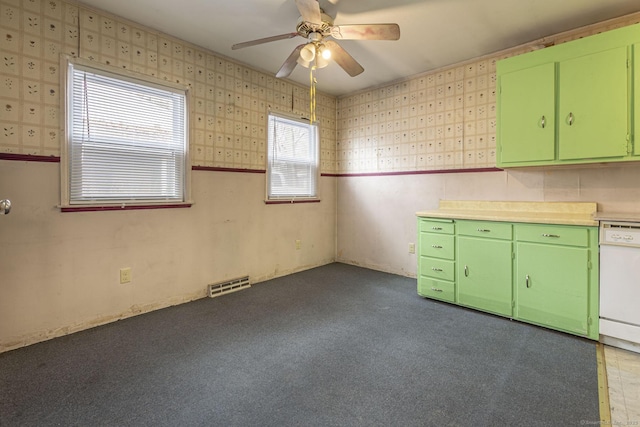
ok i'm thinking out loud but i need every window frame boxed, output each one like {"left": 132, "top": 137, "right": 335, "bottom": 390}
{"left": 60, "top": 55, "right": 191, "bottom": 210}
{"left": 265, "top": 111, "right": 320, "bottom": 203}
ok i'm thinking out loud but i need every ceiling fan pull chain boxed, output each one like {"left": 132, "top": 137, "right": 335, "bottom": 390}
{"left": 310, "top": 64, "right": 317, "bottom": 124}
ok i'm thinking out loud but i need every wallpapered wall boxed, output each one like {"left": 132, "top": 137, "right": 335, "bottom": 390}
{"left": 335, "top": 13, "right": 640, "bottom": 174}
{"left": 0, "top": 0, "right": 338, "bottom": 173}
{"left": 2, "top": 0, "right": 640, "bottom": 176}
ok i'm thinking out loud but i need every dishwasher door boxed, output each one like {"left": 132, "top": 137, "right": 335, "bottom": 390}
{"left": 599, "top": 226, "right": 640, "bottom": 351}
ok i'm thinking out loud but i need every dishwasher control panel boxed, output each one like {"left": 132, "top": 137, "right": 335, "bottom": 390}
{"left": 600, "top": 222, "right": 640, "bottom": 247}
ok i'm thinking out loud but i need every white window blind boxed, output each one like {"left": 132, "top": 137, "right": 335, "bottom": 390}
{"left": 267, "top": 114, "right": 319, "bottom": 200}
{"left": 66, "top": 62, "right": 187, "bottom": 205}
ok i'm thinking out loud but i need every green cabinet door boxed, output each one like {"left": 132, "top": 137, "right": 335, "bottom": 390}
{"left": 457, "top": 236, "right": 513, "bottom": 316}
{"left": 634, "top": 44, "right": 640, "bottom": 156}
{"left": 558, "top": 47, "right": 628, "bottom": 160}
{"left": 515, "top": 242, "right": 590, "bottom": 336}
{"left": 499, "top": 63, "right": 556, "bottom": 165}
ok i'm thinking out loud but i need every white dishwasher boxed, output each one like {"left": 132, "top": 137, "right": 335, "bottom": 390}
{"left": 599, "top": 221, "right": 640, "bottom": 353}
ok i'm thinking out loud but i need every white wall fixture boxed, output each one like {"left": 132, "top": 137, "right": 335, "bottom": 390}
{"left": 0, "top": 199, "right": 10, "bottom": 215}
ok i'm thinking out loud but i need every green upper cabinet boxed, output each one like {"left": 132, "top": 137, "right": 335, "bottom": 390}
{"left": 497, "top": 23, "right": 640, "bottom": 168}
{"left": 634, "top": 43, "right": 640, "bottom": 156}
{"left": 499, "top": 63, "right": 556, "bottom": 164}
{"left": 558, "top": 47, "right": 628, "bottom": 160}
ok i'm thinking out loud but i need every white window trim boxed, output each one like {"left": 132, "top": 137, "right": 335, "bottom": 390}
{"left": 60, "top": 55, "right": 192, "bottom": 210}
{"left": 265, "top": 111, "right": 320, "bottom": 203}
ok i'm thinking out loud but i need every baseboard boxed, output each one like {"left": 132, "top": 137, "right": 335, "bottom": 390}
{"left": 0, "top": 289, "right": 206, "bottom": 354}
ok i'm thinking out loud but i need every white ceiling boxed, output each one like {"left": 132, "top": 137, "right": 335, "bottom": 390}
{"left": 78, "top": 0, "right": 640, "bottom": 97}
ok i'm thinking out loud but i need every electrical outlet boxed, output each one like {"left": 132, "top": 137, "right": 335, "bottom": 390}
{"left": 295, "top": 239, "right": 301, "bottom": 250}
{"left": 408, "top": 243, "right": 415, "bottom": 254}
{"left": 120, "top": 267, "right": 132, "bottom": 284}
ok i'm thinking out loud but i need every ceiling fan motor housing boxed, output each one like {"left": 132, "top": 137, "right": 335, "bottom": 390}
{"left": 296, "top": 12, "right": 334, "bottom": 38}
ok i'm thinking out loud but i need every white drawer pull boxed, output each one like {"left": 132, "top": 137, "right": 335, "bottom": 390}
{"left": 431, "top": 267, "right": 443, "bottom": 272}
{"left": 430, "top": 287, "right": 443, "bottom": 293}
{"left": 477, "top": 228, "right": 491, "bottom": 232}
{"left": 542, "top": 233, "right": 560, "bottom": 238}
{"left": 431, "top": 245, "right": 443, "bottom": 249}
{"left": 432, "top": 226, "right": 442, "bottom": 231}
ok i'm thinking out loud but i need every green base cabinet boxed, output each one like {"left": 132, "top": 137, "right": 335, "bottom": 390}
{"left": 456, "top": 221, "right": 513, "bottom": 317}
{"left": 417, "top": 219, "right": 455, "bottom": 303}
{"left": 417, "top": 217, "right": 599, "bottom": 340}
{"left": 514, "top": 224, "right": 599, "bottom": 339}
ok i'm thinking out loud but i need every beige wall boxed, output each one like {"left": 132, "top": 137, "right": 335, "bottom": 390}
{"left": 0, "top": 160, "right": 336, "bottom": 351}
{"left": 337, "top": 165, "right": 640, "bottom": 276}
{"left": 0, "top": 0, "right": 337, "bottom": 352}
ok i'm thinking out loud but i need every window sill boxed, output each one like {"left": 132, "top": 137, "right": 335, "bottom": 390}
{"left": 60, "top": 202, "right": 193, "bottom": 212}
{"left": 265, "top": 199, "right": 320, "bottom": 205}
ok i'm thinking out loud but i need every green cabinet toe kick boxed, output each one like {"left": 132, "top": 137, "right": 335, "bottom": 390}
{"left": 417, "top": 217, "right": 599, "bottom": 340}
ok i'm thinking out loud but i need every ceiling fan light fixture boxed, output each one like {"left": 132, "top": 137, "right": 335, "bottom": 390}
{"left": 300, "top": 43, "right": 316, "bottom": 62}
{"left": 319, "top": 44, "right": 331, "bottom": 60}
{"left": 297, "top": 56, "right": 311, "bottom": 68}
{"left": 315, "top": 54, "right": 329, "bottom": 69}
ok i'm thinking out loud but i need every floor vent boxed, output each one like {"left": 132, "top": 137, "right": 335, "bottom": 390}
{"left": 208, "top": 276, "right": 250, "bottom": 298}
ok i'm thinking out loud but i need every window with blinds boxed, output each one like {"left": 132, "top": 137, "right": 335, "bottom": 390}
{"left": 266, "top": 113, "right": 319, "bottom": 201}
{"left": 63, "top": 59, "right": 188, "bottom": 207}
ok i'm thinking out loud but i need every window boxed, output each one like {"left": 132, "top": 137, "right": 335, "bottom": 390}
{"left": 266, "top": 113, "right": 319, "bottom": 202}
{"left": 62, "top": 57, "right": 189, "bottom": 208}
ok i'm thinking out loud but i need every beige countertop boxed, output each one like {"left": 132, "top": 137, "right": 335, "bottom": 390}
{"left": 594, "top": 212, "right": 640, "bottom": 223}
{"left": 417, "top": 200, "right": 599, "bottom": 226}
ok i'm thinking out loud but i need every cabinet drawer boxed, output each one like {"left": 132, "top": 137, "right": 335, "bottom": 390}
{"left": 515, "top": 224, "right": 589, "bottom": 247}
{"left": 419, "top": 219, "right": 454, "bottom": 234}
{"left": 457, "top": 220, "right": 512, "bottom": 240}
{"left": 420, "top": 233, "right": 454, "bottom": 259}
{"left": 419, "top": 257, "right": 455, "bottom": 281}
{"left": 418, "top": 277, "right": 455, "bottom": 303}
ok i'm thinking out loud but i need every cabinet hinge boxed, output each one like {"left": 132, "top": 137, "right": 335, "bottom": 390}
{"left": 511, "top": 252, "right": 515, "bottom": 259}
{"left": 588, "top": 317, "right": 592, "bottom": 326}
{"left": 587, "top": 261, "right": 592, "bottom": 270}
{"left": 627, "top": 58, "right": 630, "bottom": 68}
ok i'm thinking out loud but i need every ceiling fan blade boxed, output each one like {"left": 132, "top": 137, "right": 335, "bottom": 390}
{"left": 232, "top": 32, "right": 299, "bottom": 50}
{"left": 324, "top": 40, "right": 364, "bottom": 77}
{"left": 276, "top": 44, "right": 306, "bottom": 78}
{"left": 295, "top": 0, "right": 322, "bottom": 25}
{"left": 330, "top": 24, "right": 400, "bottom": 40}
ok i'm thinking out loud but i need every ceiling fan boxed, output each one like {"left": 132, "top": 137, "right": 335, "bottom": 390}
{"left": 231, "top": 0, "right": 400, "bottom": 78}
